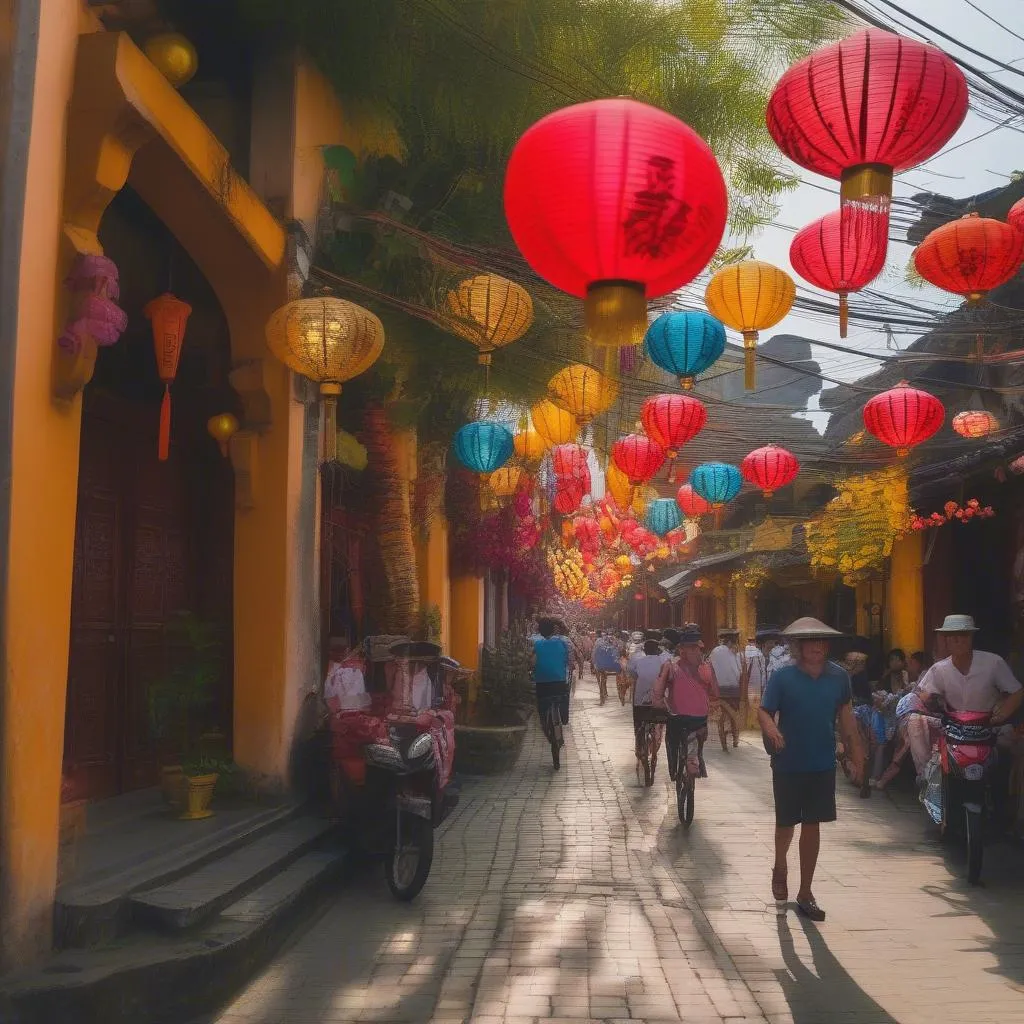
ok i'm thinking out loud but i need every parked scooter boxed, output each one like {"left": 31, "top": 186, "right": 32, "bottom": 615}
{"left": 931, "top": 710, "right": 998, "bottom": 885}
{"left": 329, "top": 639, "right": 460, "bottom": 900}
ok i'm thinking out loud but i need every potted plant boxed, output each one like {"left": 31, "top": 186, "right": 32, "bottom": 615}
{"left": 147, "top": 612, "right": 224, "bottom": 816}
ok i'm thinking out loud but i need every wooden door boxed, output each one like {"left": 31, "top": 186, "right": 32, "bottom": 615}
{"left": 64, "top": 394, "right": 191, "bottom": 799}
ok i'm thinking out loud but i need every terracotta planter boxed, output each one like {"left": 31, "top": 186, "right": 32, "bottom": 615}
{"left": 454, "top": 710, "right": 529, "bottom": 775}
{"left": 160, "top": 765, "right": 185, "bottom": 809}
{"left": 179, "top": 772, "right": 218, "bottom": 820}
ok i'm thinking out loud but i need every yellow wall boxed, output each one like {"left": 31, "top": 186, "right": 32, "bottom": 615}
{"left": 888, "top": 533, "right": 925, "bottom": 654}
{"left": 1, "top": 0, "right": 88, "bottom": 970}
{"left": 418, "top": 516, "right": 451, "bottom": 651}
{"left": 450, "top": 575, "right": 483, "bottom": 671}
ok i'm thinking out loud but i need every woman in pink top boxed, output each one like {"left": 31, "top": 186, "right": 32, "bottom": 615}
{"left": 654, "top": 624, "right": 719, "bottom": 780}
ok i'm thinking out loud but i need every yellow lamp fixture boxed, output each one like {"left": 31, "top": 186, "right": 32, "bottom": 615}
{"left": 265, "top": 296, "right": 385, "bottom": 462}
{"left": 206, "top": 413, "right": 239, "bottom": 457}
{"left": 488, "top": 465, "right": 522, "bottom": 500}
{"left": 144, "top": 33, "right": 199, "bottom": 88}
{"left": 705, "top": 260, "right": 795, "bottom": 391}
{"left": 445, "top": 273, "right": 533, "bottom": 366}
{"left": 514, "top": 428, "right": 549, "bottom": 462}
{"left": 548, "top": 363, "right": 617, "bottom": 426}
{"left": 530, "top": 399, "right": 577, "bottom": 446}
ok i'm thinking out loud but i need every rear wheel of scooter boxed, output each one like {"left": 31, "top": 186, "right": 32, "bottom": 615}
{"left": 385, "top": 813, "right": 434, "bottom": 901}
{"left": 965, "top": 807, "right": 984, "bottom": 885}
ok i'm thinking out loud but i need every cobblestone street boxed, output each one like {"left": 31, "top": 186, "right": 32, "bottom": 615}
{"left": 206, "top": 676, "right": 1024, "bottom": 1024}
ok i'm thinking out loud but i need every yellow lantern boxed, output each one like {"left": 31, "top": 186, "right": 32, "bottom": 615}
{"left": 445, "top": 274, "right": 533, "bottom": 365}
{"left": 265, "top": 296, "right": 385, "bottom": 462}
{"left": 206, "top": 413, "right": 239, "bottom": 457}
{"left": 632, "top": 485, "right": 657, "bottom": 516}
{"left": 144, "top": 33, "right": 199, "bottom": 88}
{"left": 705, "top": 260, "right": 795, "bottom": 391}
{"left": 530, "top": 399, "right": 577, "bottom": 445}
{"left": 488, "top": 465, "right": 522, "bottom": 499}
{"left": 514, "top": 428, "right": 549, "bottom": 461}
{"left": 606, "top": 461, "right": 632, "bottom": 508}
{"left": 548, "top": 363, "right": 617, "bottom": 425}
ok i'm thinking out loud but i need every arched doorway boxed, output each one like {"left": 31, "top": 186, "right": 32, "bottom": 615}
{"left": 62, "top": 187, "right": 237, "bottom": 801}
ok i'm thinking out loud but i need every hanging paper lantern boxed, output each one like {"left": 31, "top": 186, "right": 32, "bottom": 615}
{"left": 741, "top": 444, "right": 800, "bottom": 498}
{"left": 631, "top": 485, "right": 658, "bottom": 517}
{"left": 530, "top": 399, "right": 577, "bottom": 446}
{"left": 206, "top": 413, "right": 239, "bottom": 457}
{"left": 862, "top": 380, "right": 944, "bottom": 457}
{"left": 553, "top": 479, "right": 586, "bottom": 515}
{"left": 144, "top": 293, "right": 192, "bottom": 461}
{"left": 705, "top": 261, "right": 794, "bottom": 391}
{"left": 644, "top": 310, "right": 725, "bottom": 390}
{"left": 445, "top": 273, "right": 534, "bottom": 365}
{"left": 489, "top": 465, "right": 523, "bottom": 499}
{"left": 548, "top": 364, "right": 617, "bottom": 425}
{"left": 952, "top": 410, "right": 999, "bottom": 439}
{"left": 1009, "top": 199, "right": 1024, "bottom": 235}
{"left": 640, "top": 394, "right": 707, "bottom": 459}
{"left": 550, "top": 443, "right": 589, "bottom": 479}
{"left": 612, "top": 434, "right": 666, "bottom": 486}
{"left": 514, "top": 428, "right": 548, "bottom": 462}
{"left": 606, "top": 461, "right": 633, "bottom": 509}
{"left": 504, "top": 98, "right": 728, "bottom": 348}
{"left": 266, "top": 296, "right": 385, "bottom": 462}
{"left": 766, "top": 28, "right": 968, "bottom": 218}
{"left": 645, "top": 498, "right": 683, "bottom": 537}
{"left": 690, "top": 462, "right": 742, "bottom": 508}
{"left": 914, "top": 213, "right": 1024, "bottom": 302}
{"left": 789, "top": 208, "right": 888, "bottom": 337}
{"left": 676, "top": 482, "right": 712, "bottom": 519}
{"left": 453, "top": 421, "right": 514, "bottom": 474}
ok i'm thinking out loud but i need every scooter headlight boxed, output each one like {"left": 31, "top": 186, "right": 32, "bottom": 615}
{"left": 964, "top": 763, "right": 984, "bottom": 781}
{"left": 408, "top": 733, "right": 434, "bottom": 760}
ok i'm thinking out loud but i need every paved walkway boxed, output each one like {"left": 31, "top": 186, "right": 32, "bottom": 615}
{"left": 205, "top": 675, "right": 1024, "bottom": 1023}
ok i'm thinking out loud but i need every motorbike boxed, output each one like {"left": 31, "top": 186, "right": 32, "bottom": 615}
{"left": 936, "top": 710, "right": 998, "bottom": 885}
{"left": 329, "top": 638, "right": 460, "bottom": 901}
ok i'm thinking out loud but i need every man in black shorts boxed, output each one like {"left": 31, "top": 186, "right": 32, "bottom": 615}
{"left": 758, "top": 617, "right": 864, "bottom": 922}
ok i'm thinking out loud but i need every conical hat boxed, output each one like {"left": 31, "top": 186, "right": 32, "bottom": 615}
{"left": 782, "top": 616, "right": 843, "bottom": 639}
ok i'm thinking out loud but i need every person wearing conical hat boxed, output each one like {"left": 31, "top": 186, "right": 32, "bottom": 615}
{"left": 758, "top": 617, "right": 865, "bottom": 923}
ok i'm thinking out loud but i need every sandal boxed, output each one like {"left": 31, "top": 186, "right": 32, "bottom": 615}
{"left": 771, "top": 868, "right": 788, "bottom": 904}
{"left": 797, "top": 897, "right": 826, "bottom": 922}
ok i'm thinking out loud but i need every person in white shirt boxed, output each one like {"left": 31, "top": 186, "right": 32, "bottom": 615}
{"left": 709, "top": 627, "right": 744, "bottom": 749}
{"left": 767, "top": 639, "right": 795, "bottom": 679}
{"left": 323, "top": 637, "right": 369, "bottom": 713}
{"left": 918, "top": 615, "right": 1024, "bottom": 741}
{"left": 628, "top": 638, "right": 673, "bottom": 784}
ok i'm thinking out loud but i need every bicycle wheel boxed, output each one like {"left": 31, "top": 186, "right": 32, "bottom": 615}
{"left": 549, "top": 707, "right": 562, "bottom": 770}
{"left": 640, "top": 724, "right": 654, "bottom": 787}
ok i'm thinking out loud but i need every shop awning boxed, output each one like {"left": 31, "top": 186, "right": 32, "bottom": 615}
{"left": 658, "top": 550, "right": 750, "bottom": 601}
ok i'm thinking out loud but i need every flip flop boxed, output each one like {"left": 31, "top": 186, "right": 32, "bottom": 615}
{"left": 797, "top": 897, "right": 826, "bottom": 922}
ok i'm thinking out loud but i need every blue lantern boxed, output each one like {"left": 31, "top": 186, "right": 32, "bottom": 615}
{"left": 690, "top": 462, "right": 742, "bottom": 507}
{"left": 644, "top": 311, "right": 725, "bottom": 390}
{"left": 454, "top": 421, "right": 514, "bottom": 474}
{"left": 645, "top": 498, "right": 683, "bottom": 537}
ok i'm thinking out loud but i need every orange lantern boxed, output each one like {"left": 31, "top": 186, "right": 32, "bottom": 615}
{"left": 144, "top": 292, "right": 192, "bottom": 461}
{"left": 207, "top": 413, "right": 240, "bottom": 457}
{"left": 952, "top": 410, "right": 999, "bottom": 439}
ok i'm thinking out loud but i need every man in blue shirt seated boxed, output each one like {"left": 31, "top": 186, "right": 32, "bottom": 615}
{"left": 758, "top": 617, "right": 864, "bottom": 923}
{"left": 531, "top": 617, "right": 571, "bottom": 764}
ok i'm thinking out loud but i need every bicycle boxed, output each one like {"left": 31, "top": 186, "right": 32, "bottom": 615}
{"left": 668, "top": 718, "right": 706, "bottom": 826}
{"left": 634, "top": 708, "right": 667, "bottom": 787}
{"left": 538, "top": 683, "right": 569, "bottom": 770}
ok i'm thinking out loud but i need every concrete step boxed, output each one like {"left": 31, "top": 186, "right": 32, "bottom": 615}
{"left": 56, "top": 802, "right": 299, "bottom": 948}
{"left": 130, "top": 816, "right": 336, "bottom": 933}
{"left": 0, "top": 848, "right": 348, "bottom": 1024}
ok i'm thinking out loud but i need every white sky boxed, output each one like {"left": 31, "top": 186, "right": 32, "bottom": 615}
{"left": 739, "top": 0, "right": 1024, "bottom": 428}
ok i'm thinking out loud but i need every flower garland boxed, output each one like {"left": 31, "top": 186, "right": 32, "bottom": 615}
{"left": 911, "top": 498, "right": 995, "bottom": 530}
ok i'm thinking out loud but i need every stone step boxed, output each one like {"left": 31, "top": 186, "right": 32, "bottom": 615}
{"left": 56, "top": 802, "right": 300, "bottom": 948}
{"left": 0, "top": 848, "right": 348, "bottom": 1024}
{"left": 130, "top": 816, "right": 336, "bottom": 933}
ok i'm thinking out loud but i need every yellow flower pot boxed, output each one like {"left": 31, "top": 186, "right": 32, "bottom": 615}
{"left": 179, "top": 773, "right": 219, "bottom": 820}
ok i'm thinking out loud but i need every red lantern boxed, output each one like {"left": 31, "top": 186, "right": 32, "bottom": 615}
{"left": 612, "top": 434, "right": 666, "bottom": 486}
{"left": 741, "top": 445, "right": 800, "bottom": 498}
{"left": 553, "top": 479, "right": 585, "bottom": 515}
{"left": 676, "top": 483, "right": 711, "bottom": 519}
{"left": 914, "top": 213, "right": 1024, "bottom": 302}
{"left": 640, "top": 393, "right": 707, "bottom": 478}
{"left": 504, "top": 99, "right": 728, "bottom": 348}
{"left": 1009, "top": 198, "right": 1024, "bottom": 235}
{"left": 144, "top": 292, "right": 192, "bottom": 461}
{"left": 551, "top": 443, "right": 589, "bottom": 481}
{"left": 789, "top": 208, "right": 888, "bottom": 337}
{"left": 767, "top": 29, "right": 968, "bottom": 220}
{"left": 863, "top": 380, "right": 944, "bottom": 457}
{"left": 952, "top": 410, "right": 999, "bottom": 439}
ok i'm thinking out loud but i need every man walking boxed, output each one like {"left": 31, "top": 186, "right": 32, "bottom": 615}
{"left": 758, "top": 617, "right": 864, "bottom": 922}
{"left": 709, "top": 627, "right": 743, "bottom": 749}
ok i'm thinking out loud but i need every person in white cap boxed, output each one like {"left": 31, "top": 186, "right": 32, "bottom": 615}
{"left": 758, "top": 617, "right": 865, "bottom": 923}
{"left": 918, "top": 615, "right": 1024, "bottom": 740}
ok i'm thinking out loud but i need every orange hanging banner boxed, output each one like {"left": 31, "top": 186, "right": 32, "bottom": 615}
{"left": 144, "top": 292, "right": 192, "bottom": 461}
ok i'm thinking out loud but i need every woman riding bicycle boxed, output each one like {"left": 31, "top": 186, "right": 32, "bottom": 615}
{"left": 653, "top": 624, "right": 719, "bottom": 783}
{"left": 530, "top": 617, "right": 571, "bottom": 769}
{"left": 629, "top": 635, "right": 672, "bottom": 785}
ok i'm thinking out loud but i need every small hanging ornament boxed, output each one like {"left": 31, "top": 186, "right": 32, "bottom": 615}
{"left": 144, "top": 292, "right": 192, "bottom": 461}
{"left": 206, "top": 413, "right": 239, "bottom": 457}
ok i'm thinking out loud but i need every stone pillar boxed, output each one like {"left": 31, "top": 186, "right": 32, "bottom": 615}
{"left": 888, "top": 533, "right": 925, "bottom": 654}
{"left": 450, "top": 575, "right": 484, "bottom": 672}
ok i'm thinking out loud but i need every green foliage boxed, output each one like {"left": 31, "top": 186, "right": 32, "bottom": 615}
{"left": 479, "top": 620, "right": 535, "bottom": 713}
{"left": 416, "top": 603, "right": 443, "bottom": 644}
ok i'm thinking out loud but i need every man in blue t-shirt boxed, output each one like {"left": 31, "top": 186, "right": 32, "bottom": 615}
{"left": 531, "top": 618, "right": 571, "bottom": 761}
{"left": 758, "top": 617, "right": 864, "bottom": 923}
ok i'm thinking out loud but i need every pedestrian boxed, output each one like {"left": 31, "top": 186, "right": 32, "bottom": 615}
{"left": 758, "top": 617, "right": 865, "bottom": 922}
{"left": 593, "top": 630, "right": 622, "bottom": 706}
{"left": 767, "top": 632, "right": 795, "bottom": 678}
{"left": 709, "top": 626, "right": 743, "bottom": 750}
{"left": 746, "top": 625, "right": 779, "bottom": 729}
